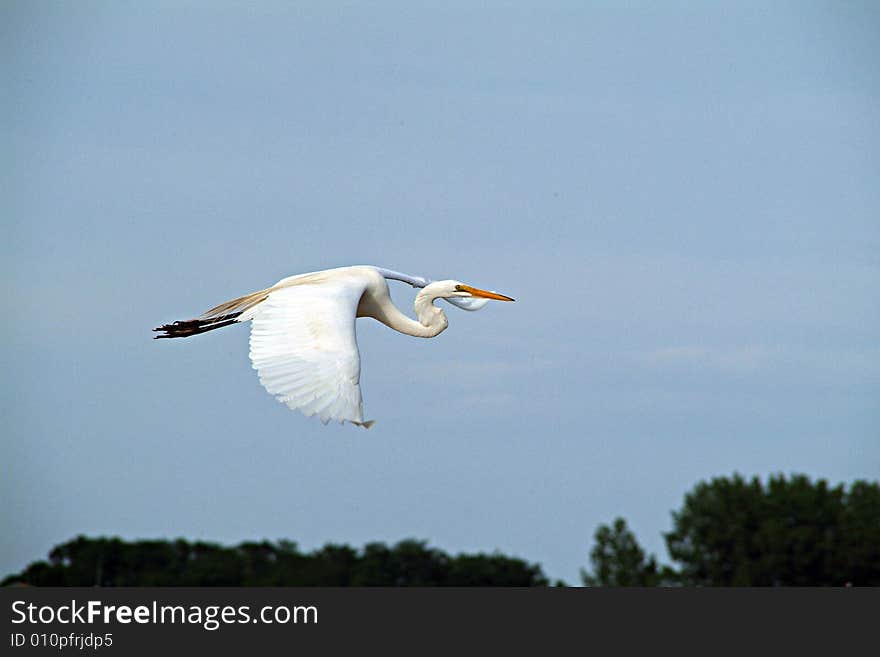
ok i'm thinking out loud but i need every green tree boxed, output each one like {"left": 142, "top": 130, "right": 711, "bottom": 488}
{"left": 581, "top": 517, "right": 664, "bottom": 586}
{"left": 2, "top": 537, "right": 550, "bottom": 586}
{"left": 665, "top": 474, "right": 880, "bottom": 586}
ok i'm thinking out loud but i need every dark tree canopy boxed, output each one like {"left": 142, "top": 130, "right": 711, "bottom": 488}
{"left": 2, "top": 537, "right": 549, "bottom": 587}
{"left": 6, "top": 475, "right": 877, "bottom": 588}
{"left": 664, "top": 474, "right": 880, "bottom": 586}
{"left": 580, "top": 518, "right": 666, "bottom": 586}
{"left": 582, "top": 475, "right": 880, "bottom": 587}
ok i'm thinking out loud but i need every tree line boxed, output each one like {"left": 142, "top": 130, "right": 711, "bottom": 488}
{"left": 2, "top": 537, "right": 548, "bottom": 587}
{"left": 582, "top": 474, "right": 879, "bottom": 586}
{"left": 4, "top": 474, "right": 878, "bottom": 586}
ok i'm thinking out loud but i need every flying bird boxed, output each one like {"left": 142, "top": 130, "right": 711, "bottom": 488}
{"left": 154, "top": 265, "right": 514, "bottom": 427}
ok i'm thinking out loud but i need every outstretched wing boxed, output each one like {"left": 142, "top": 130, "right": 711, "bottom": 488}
{"left": 247, "top": 277, "right": 371, "bottom": 426}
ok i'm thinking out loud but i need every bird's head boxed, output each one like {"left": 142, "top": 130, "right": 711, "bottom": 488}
{"left": 415, "top": 279, "right": 515, "bottom": 318}
{"left": 438, "top": 280, "right": 516, "bottom": 302}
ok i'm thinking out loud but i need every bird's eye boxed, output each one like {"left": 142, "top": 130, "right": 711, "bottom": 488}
{"left": 454, "top": 285, "right": 463, "bottom": 291}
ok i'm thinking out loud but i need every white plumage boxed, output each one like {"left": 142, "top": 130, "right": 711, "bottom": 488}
{"left": 155, "top": 265, "right": 514, "bottom": 427}
{"left": 247, "top": 272, "right": 370, "bottom": 426}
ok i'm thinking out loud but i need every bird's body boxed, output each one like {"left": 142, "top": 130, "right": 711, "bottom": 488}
{"left": 154, "top": 265, "right": 514, "bottom": 427}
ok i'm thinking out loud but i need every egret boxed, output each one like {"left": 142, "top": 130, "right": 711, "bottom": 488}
{"left": 154, "top": 265, "right": 514, "bottom": 427}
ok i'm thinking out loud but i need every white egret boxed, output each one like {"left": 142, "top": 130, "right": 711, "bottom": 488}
{"left": 154, "top": 265, "right": 514, "bottom": 427}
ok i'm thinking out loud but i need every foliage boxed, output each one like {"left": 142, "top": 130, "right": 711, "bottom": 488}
{"left": 580, "top": 517, "right": 668, "bottom": 586}
{"left": 2, "top": 537, "right": 549, "bottom": 587}
{"left": 664, "top": 474, "right": 880, "bottom": 586}
{"left": 6, "top": 474, "right": 877, "bottom": 587}
{"left": 582, "top": 474, "right": 880, "bottom": 586}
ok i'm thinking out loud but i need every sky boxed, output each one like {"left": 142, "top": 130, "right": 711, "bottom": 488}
{"left": 2, "top": 1, "right": 878, "bottom": 585}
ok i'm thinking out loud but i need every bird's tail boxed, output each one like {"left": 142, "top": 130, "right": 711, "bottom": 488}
{"left": 153, "top": 312, "right": 243, "bottom": 339}
{"left": 154, "top": 287, "right": 273, "bottom": 340}
{"left": 153, "top": 287, "right": 273, "bottom": 339}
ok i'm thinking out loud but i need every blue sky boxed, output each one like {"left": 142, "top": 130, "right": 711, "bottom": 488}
{"left": 2, "top": 1, "right": 878, "bottom": 584}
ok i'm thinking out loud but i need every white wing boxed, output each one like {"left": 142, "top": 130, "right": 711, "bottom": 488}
{"left": 247, "top": 277, "right": 371, "bottom": 426}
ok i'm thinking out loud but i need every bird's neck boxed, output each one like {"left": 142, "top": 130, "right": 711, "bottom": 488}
{"left": 412, "top": 288, "right": 449, "bottom": 337}
{"left": 370, "top": 289, "right": 447, "bottom": 338}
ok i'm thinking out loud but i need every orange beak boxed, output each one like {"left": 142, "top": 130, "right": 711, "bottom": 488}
{"left": 457, "top": 284, "right": 515, "bottom": 302}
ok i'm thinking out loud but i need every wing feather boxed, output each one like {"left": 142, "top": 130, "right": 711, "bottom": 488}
{"left": 248, "top": 277, "right": 369, "bottom": 425}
